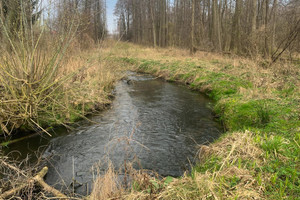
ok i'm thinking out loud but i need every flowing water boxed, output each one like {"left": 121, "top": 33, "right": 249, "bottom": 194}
{"left": 4, "top": 72, "right": 222, "bottom": 194}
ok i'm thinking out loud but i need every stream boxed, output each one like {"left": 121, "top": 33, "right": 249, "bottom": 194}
{"left": 4, "top": 72, "right": 222, "bottom": 195}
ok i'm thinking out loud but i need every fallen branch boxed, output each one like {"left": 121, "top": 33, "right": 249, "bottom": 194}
{"left": 1, "top": 127, "right": 53, "bottom": 147}
{"left": 0, "top": 166, "right": 69, "bottom": 200}
{"left": 271, "top": 19, "right": 300, "bottom": 65}
{"left": 0, "top": 132, "right": 39, "bottom": 147}
{"left": 34, "top": 172, "right": 69, "bottom": 199}
{"left": 0, "top": 159, "right": 27, "bottom": 177}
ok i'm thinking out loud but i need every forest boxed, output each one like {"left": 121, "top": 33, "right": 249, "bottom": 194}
{"left": 114, "top": 0, "right": 299, "bottom": 61}
{"left": 0, "top": 0, "right": 299, "bottom": 199}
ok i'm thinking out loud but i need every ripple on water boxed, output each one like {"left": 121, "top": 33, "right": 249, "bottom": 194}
{"left": 6, "top": 72, "right": 222, "bottom": 195}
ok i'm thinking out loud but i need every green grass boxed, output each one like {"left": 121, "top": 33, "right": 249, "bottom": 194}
{"left": 109, "top": 55, "right": 300, "bottom": 199}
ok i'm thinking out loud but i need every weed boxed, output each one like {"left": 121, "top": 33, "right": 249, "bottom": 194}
{"left": 256, "top": 103, "right": 271, "bottom": 125}
{"left": 261, "top": 135, "right": 283, "bottom": 156}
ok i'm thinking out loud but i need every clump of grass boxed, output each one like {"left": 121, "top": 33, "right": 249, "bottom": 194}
{"left": 256, "top": 103, "right": 271, "bottom": 125}
{"left": 261, "top": 135, "right": 284, "bottom": 156}
{"left": 198, "top": 131, "right": 264, "bottom": 165}
{"left": 90, "top": 163, "right": 122, "bottom": 200}
{"left": 89, "top": 161, "right": 172, "bottom": 200}
{"left": 0, "top": 1, "right": 80, "bottom": 135}
{"left": 215, "top": 99, "right": 273, "bottom": 130}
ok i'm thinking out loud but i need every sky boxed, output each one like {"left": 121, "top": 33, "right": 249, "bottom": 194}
{"left": 106, "top": 0, "right": 118, "bottom": 34}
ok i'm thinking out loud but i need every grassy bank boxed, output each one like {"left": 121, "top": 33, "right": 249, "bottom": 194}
{"left": 0, "top": 44, "right": 124, "bottom": 138}
{"left": 91, "top": 42, "right": 299, "bottom": 199}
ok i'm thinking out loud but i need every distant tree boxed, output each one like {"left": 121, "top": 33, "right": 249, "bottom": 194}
{"left": 0, "top": 0, "right": 41, "bottom": 38}
{"left": 212, "top": 0, "right": 221, "bottom": 51}
{"left": 230, "top": 0, "right": 241, "bottom": 53}
{"left": 54, "top": 0, "right": 107, "bottom": 45}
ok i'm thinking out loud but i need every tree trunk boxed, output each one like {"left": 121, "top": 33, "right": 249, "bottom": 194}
{"left": 264, "top": 0, "right": 270, "bottom": 58}
{"left": 250, "top": 0, "right": 257, "bottom": 54}
{"left": 150, "top": 0, "right": 157, "bottom": 47}
{"left": 230, "top": 0, "right": 241, "bottom": 53}
{"left": 190, "top": 0, "right": 195, "bottom": 53}
{"left": 251, "top": 0, "right": 257, "bottom": 33}
{"left": 271, "top": 0, "right": 277, "bottom": 53}
{"left": 159, "top": 0, "right": 166, "bottom": 47}
{"left": 208, "top": 0, "right": 212, "bottom": 41}
{"left": 212, "top": 0, "right": 222, "bottom": 51}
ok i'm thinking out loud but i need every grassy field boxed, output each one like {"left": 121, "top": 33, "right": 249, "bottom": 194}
{"left": 89, "top": 41, "right": 300, "bottom": 199}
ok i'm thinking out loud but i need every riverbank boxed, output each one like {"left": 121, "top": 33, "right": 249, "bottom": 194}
{"left": 1, "top": 41, "right": 299, "bottom": 199}
{"left": 0, "top": 45, "right": 126, "bottom": 198}
{"left": 95, "top": 41, "right": 299, "bottom": 199}
{"left": 0, "top": 46, "right": 124, "bottom": 139}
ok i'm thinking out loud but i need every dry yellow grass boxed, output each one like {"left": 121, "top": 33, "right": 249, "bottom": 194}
{"left": 90, "top": 163, "right": 122, "bottom": 200}
{"left": 61, "top": 49, "right": 124, "bottom": 107}
{"left": 0, "top": 39, "right": 126, "bottom": 134}
{"left": 199, "top": 131, "right": 264, "bottom": 167}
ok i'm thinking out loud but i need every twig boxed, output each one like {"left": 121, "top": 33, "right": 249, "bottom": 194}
{"left": 0, "top": 159, "right": 27, "bottom": 177}
{"left": 0, "top": 167, "right": 69, "bottom": 200}
{"left": 30, "top": 119, "right": 52, "bottom": 137}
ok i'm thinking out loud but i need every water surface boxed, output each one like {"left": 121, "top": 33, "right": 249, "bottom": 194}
{"left": 5, "top": 72, "right": 222, "bottom": 194}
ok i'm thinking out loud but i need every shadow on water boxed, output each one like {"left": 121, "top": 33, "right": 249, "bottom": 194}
{"left": 3, "top": 72, "right": 222, "bottom": 195}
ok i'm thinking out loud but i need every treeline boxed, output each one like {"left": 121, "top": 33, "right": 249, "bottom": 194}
{"left": 0, "top": 0, "right": 107, "bottom": 45}
{"left": 53, "top": 0, "right": 107, "bottom": 45}
{"left": 114, "top": 0, "right": 300, "bottom": 59}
